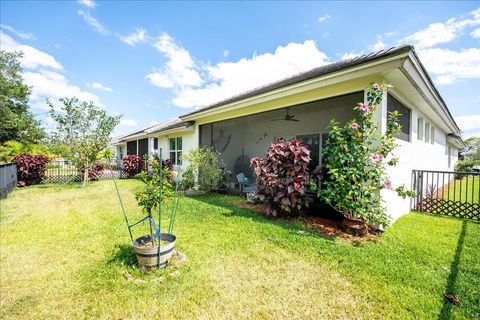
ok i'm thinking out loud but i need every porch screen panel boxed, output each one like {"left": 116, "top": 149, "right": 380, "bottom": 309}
{"left": 199, "top": 123, "right": 212, "bottom": 147}
{"left": 138, "top": 138, "right": 148, "bottom": 159}
{"left": 126, "top": 140, "right": 137, "bottom": 155}
{"left": 387, "top": 94, "right": 411, "bottom": 141}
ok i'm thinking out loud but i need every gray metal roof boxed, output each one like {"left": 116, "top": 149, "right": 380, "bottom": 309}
{"left": 180, "top": 45, "right": 414, "bottom": 118}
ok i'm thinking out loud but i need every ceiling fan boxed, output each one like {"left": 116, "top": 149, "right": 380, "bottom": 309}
{"left": 271, "top": 108, "right": 299, "bottom": 122}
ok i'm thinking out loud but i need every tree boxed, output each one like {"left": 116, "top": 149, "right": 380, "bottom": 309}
{"left": 463, "top": 136, "right": 480, "bottom": 160}
{"left": 48, "top": 98, "right": 121, "bottom": 185}
{"left": 0, "top": 51, "right": 45, "bottom": 143}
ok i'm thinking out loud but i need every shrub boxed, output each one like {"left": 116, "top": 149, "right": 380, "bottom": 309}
{"left": 251, "top": 138, "right": 312, "bottom": 217}
{"left": 319, "top": 83, "right": 415, "bottom": 226}
{"left": 13, "top": 153, "right": 50, "bottom": 186}
{"left": 78, "top": 162, "right": 103, "bottom": 181}
{"left": 0, "top": 141, "right": 52, "bottom": 163}
{"left": 162, "top": 159, "right": 173, "bottom": 171}
{"left": 455, "top": 159, "right": 479, "bottom": 178}
{"left": 123, "top": 155, "right": 144, "bottom": 178}
{"left": 181, "top": 147, "right": 224, "bottom": 192}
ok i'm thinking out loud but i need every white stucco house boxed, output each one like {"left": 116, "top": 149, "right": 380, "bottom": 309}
{"left": 111, "top": 45, "right": 465, "bottom": 221}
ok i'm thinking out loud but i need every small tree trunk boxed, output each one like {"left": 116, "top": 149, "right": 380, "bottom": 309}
{"left": 83, "top": 160, "right": 89, "bottom": 186}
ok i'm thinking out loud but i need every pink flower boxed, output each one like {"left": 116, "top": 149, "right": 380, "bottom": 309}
{"left": 372, "top": 83, "right": 381, "bottom": 90}
{"left": 385, "top": 179, "right": 392, "bottom": 189}
{"left": 370, "top": 154, "right": 384, "bottom": 162}
{"left": 358, "top": 102, "right": 370, "bottom": 112}
{"left": 351, "top": 122, "right": 359, "bottom": 129}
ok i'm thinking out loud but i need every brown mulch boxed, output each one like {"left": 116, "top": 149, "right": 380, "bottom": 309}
{"left": 234, "top": 199, "right": 379, "bottom": 244}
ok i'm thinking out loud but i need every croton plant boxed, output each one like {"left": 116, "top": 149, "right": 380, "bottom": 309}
{"left": 251, "top": 138, "right": 312, "bottom": 217}
{"left": 13, "top": 153, "right": 50, "bottom": 186}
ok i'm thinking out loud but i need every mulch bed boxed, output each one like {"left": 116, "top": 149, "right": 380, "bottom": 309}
{"left": 234, "top": 199, "right": 379, "bottom": 244}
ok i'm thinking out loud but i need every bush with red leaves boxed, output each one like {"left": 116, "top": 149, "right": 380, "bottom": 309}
{"left": 78, "top": 163, "right": 104, "bottom": 181}
{"left": 251, "top": 138, "right": 312, "bottom": 217}
{"left": 123, "top": 155, "right": 144, "bottom": 178}
{"left": 162, "top": 159, "right": 173, "bottom": 171}
{"left": 13, "top": 154, "right": 50, "bottom": 186}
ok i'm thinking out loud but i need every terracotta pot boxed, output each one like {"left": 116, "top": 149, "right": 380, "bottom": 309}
{"left": 132, "top": 233, "right": 176, "bottom": 268}
{"left": 342, "top": 217, "right": 368, "bottom": 236}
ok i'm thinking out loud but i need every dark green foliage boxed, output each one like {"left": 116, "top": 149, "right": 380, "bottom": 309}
{"left": 0, "top": 51, "right": 45, "bottom": 144}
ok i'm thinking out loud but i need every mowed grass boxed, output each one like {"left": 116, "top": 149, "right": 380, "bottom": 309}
{"left": 0, "top": 180, "right": 479, "bottom": 319}
{"left": 444, "top": 176, "right": 480, "bottom": 204}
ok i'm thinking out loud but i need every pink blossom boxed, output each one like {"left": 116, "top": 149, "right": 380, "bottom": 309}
{"left": 359, "top": 102, "right": 370, "bottom": 112}
{"left": 385, "top": 179, "right": 392, "bottom": 189}
{"left": 372, "top": 83, "right": 381, "bottom": 90}
{"left": 370, "top": 154, "right": 384, "bottom": 162}
{"left": 351, "top": 122, "right": 359, "bottom": 129}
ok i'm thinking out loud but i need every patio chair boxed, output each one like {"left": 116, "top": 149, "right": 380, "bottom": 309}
{"left": 236, "top": 173, "right": 257, "bottom": 194}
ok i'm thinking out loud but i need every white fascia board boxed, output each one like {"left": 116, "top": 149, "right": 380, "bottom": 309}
{"left": 400, "top": 53, "right": 460, "bottom": 134}
{"left": 181, "top": 54, "right": 408, "bottom": 121}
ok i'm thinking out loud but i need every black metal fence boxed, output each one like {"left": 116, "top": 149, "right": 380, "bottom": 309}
{"left": 0, "top": 163, "right": 17, "bottom": 199}
{"left": 44, "top": 160, "right": 129, "bottom": 184}
{"left": 412, "top": 170, "right": 480, "bottom": 220}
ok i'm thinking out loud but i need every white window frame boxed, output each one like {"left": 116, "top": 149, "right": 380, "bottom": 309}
{"left": 424, "top": 122, "right": 430, "bottom": 143}
{"left": 169, "top": 137, "right": 183, "bottom": 165}
{"left": 417, "top": 117, "right": 424, "bottom": 141}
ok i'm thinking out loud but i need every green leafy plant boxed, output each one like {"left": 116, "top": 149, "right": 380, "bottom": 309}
{"left": 0, "top": 140, "right": 52, "bottom": 163}
{"left": 319, "top": 83, "right": 415, "bottom": 226}
{"left": 454, "top": 159, "right": 479, "bottom": 178}
{"left": 181, "top": 147, "right": 224, "bottom": 192}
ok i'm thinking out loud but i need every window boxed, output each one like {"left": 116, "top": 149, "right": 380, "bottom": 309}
{"left": 425, "top": 123, "right": 430, "bottom": 143}
{"left": 430, "top": 126, "right": 435, "bottom": 144}
{"left": 417, "top": 118, "right": 424, "bottom": 141}
{"left": 387, "top": 94, "right": 410, "bottom": 141}
{"left": 448, "top": 146, "right": 452, "bottom": 168}
{"left": 138, "top": 138, "right": 148, "bottom": 159}
{"left": 153, "top": 138, "right": 158, "bottom": 150}
{"left": 169, "top": 137, "right": 183, "bottom": 165}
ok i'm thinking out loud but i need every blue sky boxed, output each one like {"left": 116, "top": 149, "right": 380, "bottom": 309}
{"left": 1, "top": 0, "right": 479, "bottom": 137}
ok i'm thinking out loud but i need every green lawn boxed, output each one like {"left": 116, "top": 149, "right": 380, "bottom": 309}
{"left": 1, "top": 180, "right": 479, "bottom": 319}
{"left": 444, "top": 176, "right": 480, "bottom": 204}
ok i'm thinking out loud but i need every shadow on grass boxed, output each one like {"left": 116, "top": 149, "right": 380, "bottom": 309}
{"left": 108, "top": 243, "right": 137, "bottom": 267}
{"left": 438, "top": 220, "right": 468, "bottom": 320}
{"left": 189, "top": 194, "right": 336, "bottom": 242}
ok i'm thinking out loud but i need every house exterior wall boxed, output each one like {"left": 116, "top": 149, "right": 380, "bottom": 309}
{"left": 380, "top": 89, "right": 458, "bottom": 222}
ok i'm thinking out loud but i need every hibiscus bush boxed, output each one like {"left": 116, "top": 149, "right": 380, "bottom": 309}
{"left": 319, "top": 83, "right": 414, "bottom": 226}
{"left": 13, "top": 153, "right": 50, "bottom": 186}
{"left": 251, "top": 138, "right": 312, "bottom": 217}
{"left": 123, "top": 155, "right": 144, "bottom": 178}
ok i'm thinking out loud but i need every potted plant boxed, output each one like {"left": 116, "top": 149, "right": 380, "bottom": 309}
{"left": 133, "top": 158, "right": 177, "bottom": 268}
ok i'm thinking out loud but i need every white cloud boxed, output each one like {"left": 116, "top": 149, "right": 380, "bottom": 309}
{"left": 146, "top": 33, "right": 203, "bottom": 89}
{"left": 0, "top": 32, "right": 62, "bottom": 70}
{"left": 371, "top": 39, "right": 386, "bottom": 51}
{"left": 341, "top": 50, "right": 362, "bottom": 60}
{"left": 455, "top": 114, "right": 480, "bottom": 131}
{"left": 117, "top": 28, "right": 147, "bottom": 46}
{"left": 400, "top": 8, "right": 480, "bottom": 49}
{"left": 78, "top": 0, "right": 96, "bottom": 8}
{"left": 78, "top": 10, "right": 109, "bottom": 36}
{"left": 322, "top": 32, "right": 330, "bottom": 39}
{"left": 150, "top": 40, "right": 330, "bottom": 109}
{"left": 471, "top": 28, "right": 480, "bottom": 38}
{"left": 120, "top": 119, "right": 138, "bottom": 127}
{"left": 223, "top": 49, "right": 230, "bottom": 57}
{"left": 318, "top": 14, "right": 330, "bottom": 23}
{"left": 0, "top": 24, "right": 35, "bottom": 40}
{"left": 88, "top": 82, "right": 113, "bottom": 92}
{"left": 23, "top": 69, "right": 102, "bottom": 110}
{"left": 417, "top": 48, "right": 480, "bottom": 85}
